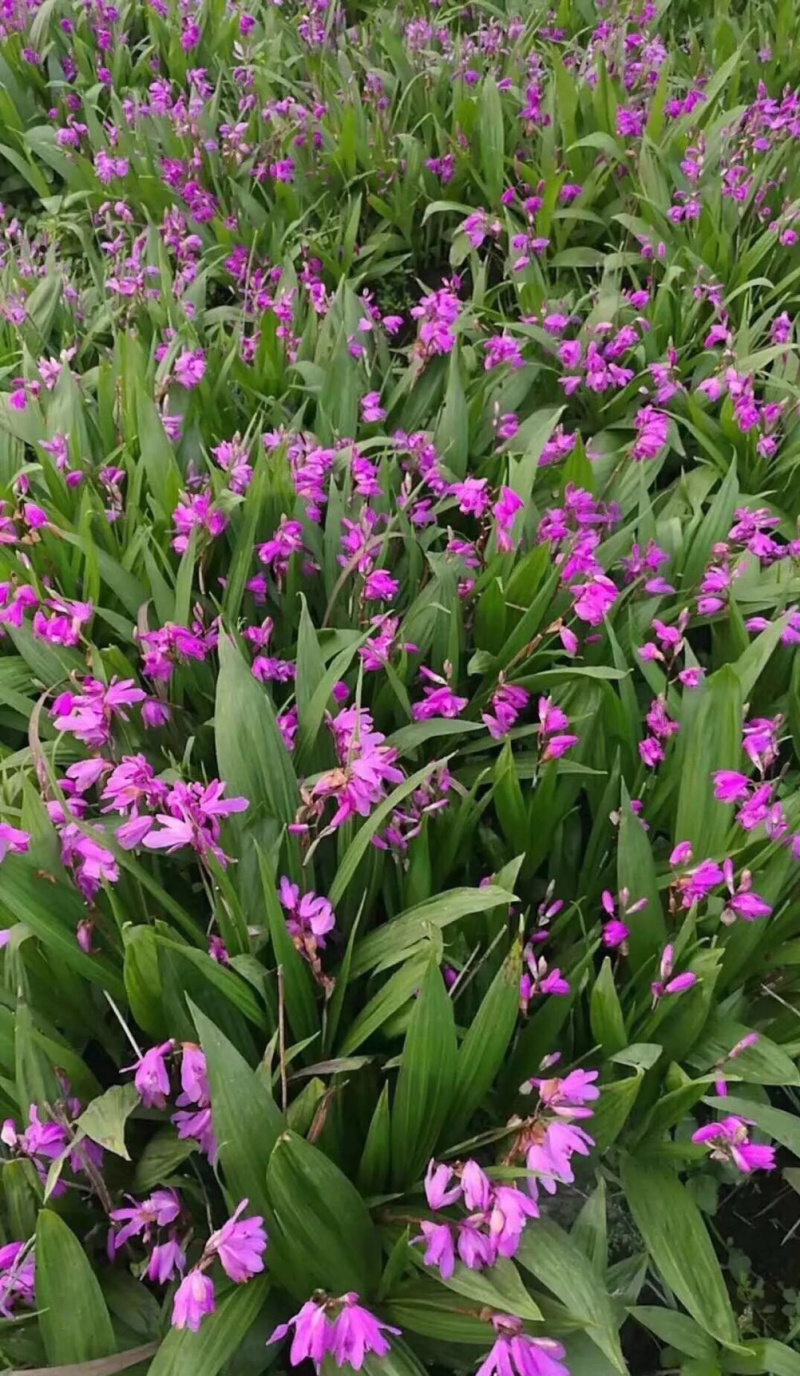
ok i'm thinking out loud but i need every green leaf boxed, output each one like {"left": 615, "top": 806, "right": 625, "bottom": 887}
{"left": 572, "top": 1177, "right": 608, "bottom": 1276}
{"left": 0, "top": 858, "right": 123, "bottom": 997}
{"left": 434, "top": 1256, "right": 542, "bottom": 1322}
{"left": 617, "top": 781, "right": 665, "bottom": 972}
{"left": 133, "top": 1130, "right": 196, "bottom": 1193}
{"left": 215, "top": 633, "right": 299, "bottom": 830}
{"left": 256, "top": 845, "right": 319, "bottom": 1044}
{"left": 590, "top": 958, "right": 627, "bottom": 1056}
{"left": 721, "top": 1339, "right": 800, "bottom": 1376}
{"left": 675, "top": 667, "right": 743, "bottom": 858}
{"left": 148, "top": 1277, "right": 271, "bottom": 1376}
{"left": 630, "top": 1307, "right": 717, "bottom": 1360}
{"left": 36, "top": 1211, "right": 116, "bottom": 1364}
{"left": 77, "top": 1083, "right": 139, "bottom": 1160}
{"left": 266, "top": 1129, "right": 382, "bottom": 1298}
{"left": 352, "top": 885, "right": 516, "bottom": 977}
{"left": 449, "top": 939, "right": 522, "bottom": 1139}
{"left": 620, "top": 1157, "right": 738, "bottom": 1345}
{"left": 358, "top": 1083, "right": 392, "bottom": 1195}
{"left": 515, "top": 1218, "right": 627, "bottom": 1372}
{"left": 479, "top": 76, "right": 505, "bottom": 205}
{"left": 391, "top": 960, "right": 457, "bottom": 1187}
{"left": 192, "top": 1004, "right": 283, "bottom": 1214}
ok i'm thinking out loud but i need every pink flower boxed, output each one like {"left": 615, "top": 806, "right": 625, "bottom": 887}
{"left": 179, "top": 1044, "right": 208, "bottom": 1106}
{"left": 492, "top": 486, "right": 524, "bottom": 552}
{"left": 424, "top": 1159, "right": 461, "bottom": 1209}
{"left": 361, "top": 391, "right": 386, "bottom": 424}
{"left": 483, "top": 683, "right": 529, "bottom": 738}
{"left": 0, "top": 823, "right": 31, "bottom": 863}
{"left": 278, "top": 878, "right": 336, "bottom": 947}
{"left": 692, "top": 1115, "right": 775, "bottom": 1173}
{"left": 417, "top": 1221, "right": 456, "bottom": 1278}
{"left": 272, "top": 1294, "right": 400, "bottom": 1371}
{"left": 411, "top": 668, "right": 468, "bottom": 721}
{"left": 206, "top": 1199, "right": 267, "bottom": 1282}
{"left": 148, "top": 1238, "right": 185, "bottom": 1284}
{"left": 477, "top": 1318, "right": 570, "bottom": 1376}
{"left": 172, "top": 1269, "right": 215, "bottom": 1331}
{"left": 173, "top": 349, "right": 206, "bottom": 389}
{"left": 525, "top": 1121, "right": 594, "bottom": 1193}
{"left": 713, "top": 770, "right": 752, "bottom": 803}
{"left": 132, "top": 1042, "right": 173, "bottom": 1108}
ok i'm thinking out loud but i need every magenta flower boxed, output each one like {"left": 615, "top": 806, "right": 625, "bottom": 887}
{"left": 692, "top": 1116, "right": 776, "bottom": 1173}
{"left": 525, "top": 1121, "right": 594, "bottom": 1193}
{"left": 206, "top": 1199, "right": 267, "bottom": 1282}
{"left": 477, "top": 1318, "right": 570, "bottom": 1376}
{"left": 278, "top": 878, "right": 336, "bottom": 947}
{"left": 483, "top": 683, "right": 529, "bottom": 739}
{"left": 492, "top": 486, "right": 524, "bottom": 552}
{"left": 173, "top": 348, "right": 206, "bottom": 389}
{"left": 651, "top": 945, "right": 698, "bottom": 1002}
{"left": 411, "top": 667, "right": 468, "bottom": 721}
{"left": 713, "top": 770, "right": 752, "bottom": 803}
{"left": 179, "top": 1044, "right": 209, "bottom": 1106}
{"left": 148, "top": 1238, "right": 186, "bottom": 1284}
{"left": 424, "top": 1159, "right": 462, "bottom": 1209}
{"left": 530, "top": 1068, "right": 599, "bottom": 1118}
{"left": 110, "top": 1189, "right": 181, "bottom": 1250}
{"left": 0, "top": 823, "right": 31, "bottom": 863}
{"left": 418, "top": 1220, "right": 456, "bottom": 1278}
{"left": 271, "top": 1293, "right": 400, "bottom": 1370}
{"left": 0, "top": 1241, "right": 35, "bottom": 1317}
{"left": 172, "top": 1269, "right": 215, "bottom": 1331}
{"left": 132, "top": 1041, "right": 173, "bottom": 1108}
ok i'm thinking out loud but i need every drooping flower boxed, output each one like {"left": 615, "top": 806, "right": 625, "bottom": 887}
{"left": 271, "top": 1293, "right": 400, "bottom": 1370}
{"left": 477, "top": 1316, "right": 571, "bottom": 1376}
{"left": 132, "top": 1041, "right": 174, "bottom": 1108}
{"left": 172, "top": 1269, "right": 215, "bottom": 1331}
{"left": 205, "top": 1199, "right": 267, "bottom": 1283}
{"left": 692, "top": 1116, "right": 776, "bottom": 1173}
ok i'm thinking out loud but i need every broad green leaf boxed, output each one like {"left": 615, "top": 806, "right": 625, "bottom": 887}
{"left": 515, "top": 1218, "right": 626, "bottom": 1372}
{"left": 721, "top": 1339, "right": 800, "bottom": 1376}
{"left": 448, "top": 939, "right": 522, "bottom": 1139}
{"left": 14, "top": 1346, "right": 159, "bottom": 1376}
{"left": 621, "top": 1157, "right": 738, "bottom": 1345}
{"left": 572, "top": 1177, "right": 608, "bottom": 1276}
{"left": 391, "top": 960, "right": 457, "bottom": 1187}
{"left": 77, "top": 1083, "right": 139, "bottom": 1160}
{"left": 479, "top": 76, "right": 505, "bottom": 206}
{"left": 675, "top": 667, "right": 743, "bottom": 858}
{"left": 266, "top": 1129, "right": 381, "bottom": 1298}
{"left": 215, "top": 633, "right": 299, "bottom": 830}
{"left": 352, "top": 885, "right": 516, "bottom": 977}
{"left": 358, "top": 1083, "right": 392, "bottom": 1195}
{"left": 36, "top": 1211, "right": 116, "bottom": 1364}
{"left": 192, "top": 1004, "right": 283, "bottom": 1214}
{"left": 630, "top": 1307, "right": 717, "bottom": 1360}
{"left": 590, "top": 958, "right": 627, "bottom": 1056}
{"left": 617, "top": 781, "right": 665, "bottom": 972}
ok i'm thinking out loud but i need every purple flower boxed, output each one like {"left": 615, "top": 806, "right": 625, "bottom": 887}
{"left": 360, "top": 392, "right": 386, "bottom": 423}
{"left": 417, "top": 1220, "right": 456, "bottom": 1278}
{"left": 0, "top": 823, "right": 31, "bottom": 863}
{"left": 692, "top": 1116, "right": 775, "bottom": 1173}
{"left": 132, "top": 1041, "right": 173, "bottom": 1108}
{"left": 172, "top": 1269, "right": 215, "bottom": 1331}
{"left": 483, "top": 683, "right": 529, "bottom": 739}
{"left": 179, "top": 1044, "right": 209, "bottom": 1106}
{"left": 424, "top": 1159, "right": 461, "bottom": 1209}
{"left": 278, "top": 878, "right": 336, "bottom": 947}
{"left": 0, "top": 1241, "right": 35, "bottom": 1317}
{"left": 271, "top": 1294, "right": 400, "bottom": 1370}
{"left": 148, "top": 1238, "right": 186, "bottom": 1284}
{"left": 173, "top": 349, "right": 206, "bottom": 389}
{"left": 110, "top": 1189, "right": 181, "bottom": 1250}
{"left": 477, "top": 1317, "right": 570, "bottom": 1376}
{"left": 525, "top": 1121, "right": 594, "bottom": 1193}
{"left": 713, "top": 770, "right": 752, "bottom": 803}
{"left": 411, "top": 668, "right": 468, "bottom": 721}
{"left": 206, "top": 1199, "right": 267, "bottom": 1282}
